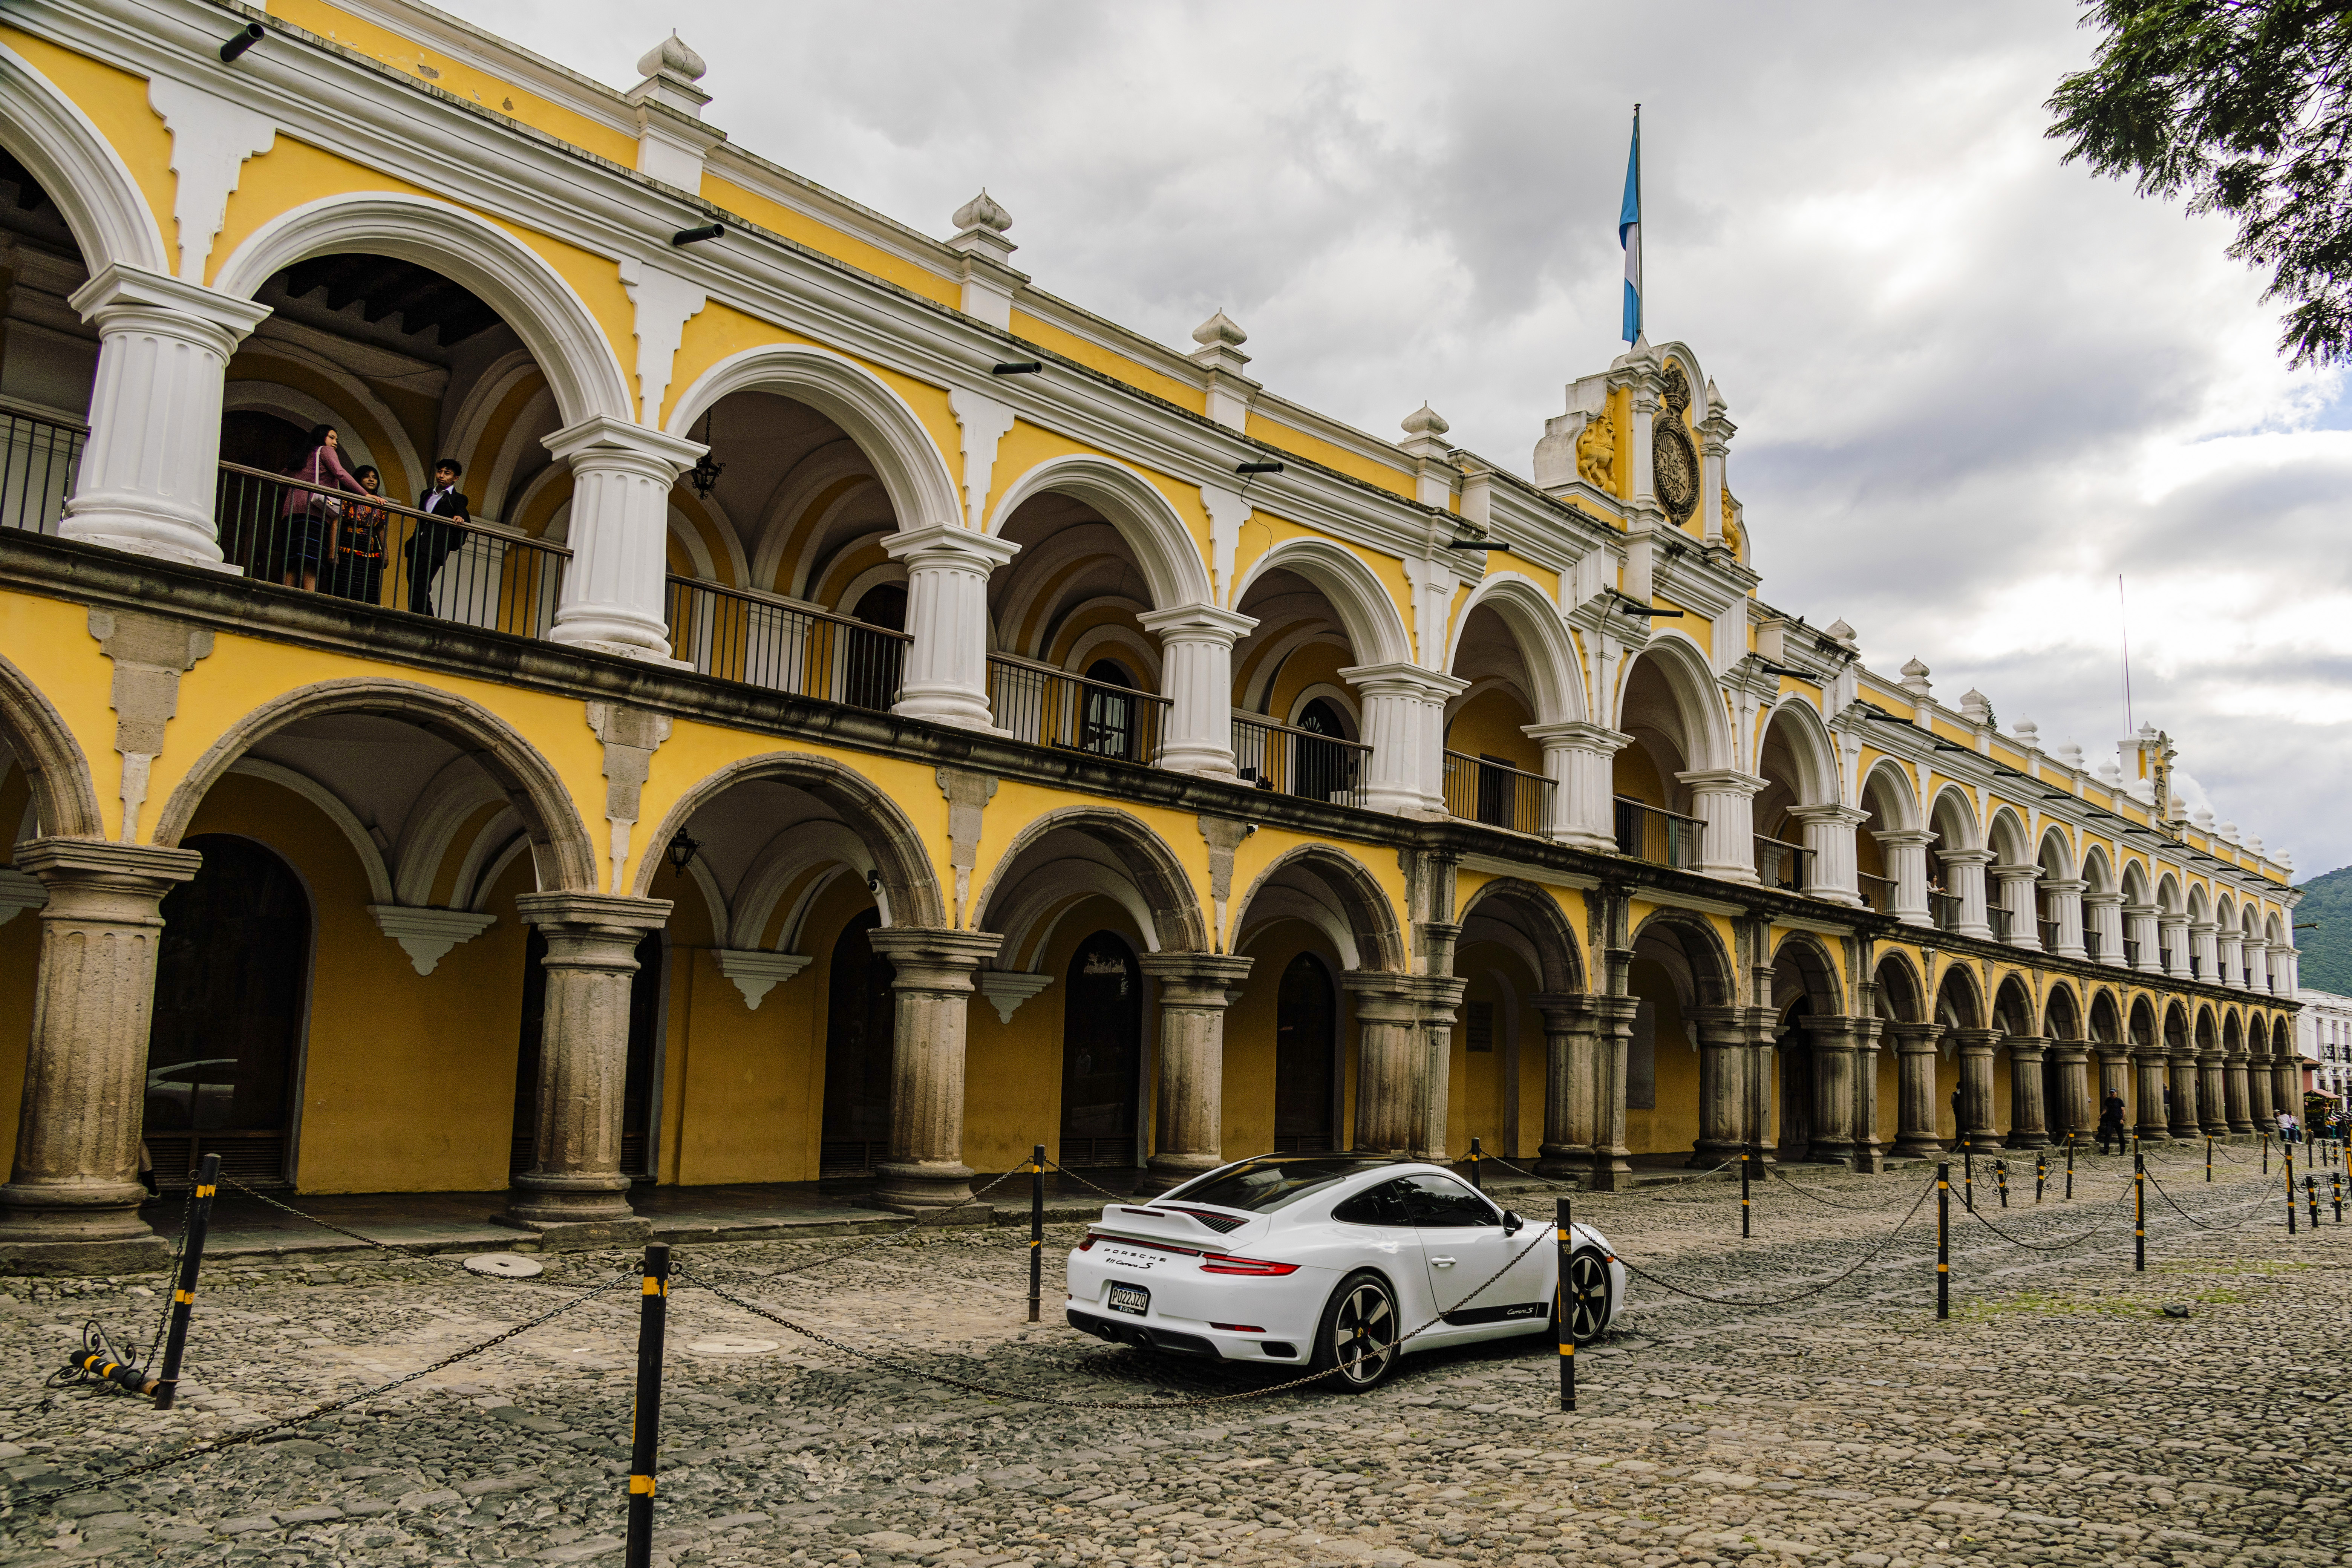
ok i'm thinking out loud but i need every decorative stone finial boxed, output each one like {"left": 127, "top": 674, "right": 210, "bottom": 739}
{"left": 2246, "top": 834, "right": 2265, "bottom": 855}
{"left": 1192, "top": 309, "right": 1247, "bottom": 349}
{"left": 1705, "top": 376, "right": 1727, "bottom": 418}
{"left": 637, "top": 31, "right": 708, "bottom": 82}
{"left": 2015, "top": 717, "right": 2039, "bottom": 744}
{"left": 1899, "top": 658, "right": 1932, "bottom": 698}
{"left": 2219, "top": 819, "right": 2240, "bottom": 844}
{"left": 2193, "top": 806, "right": 2214, "bottom": 830}
{"left": 2056, "top": 740, "right": 2085, "bottom": 769}
{"left": 952, "top": 190, "right": 1012, "bottom": 235}
{"left": 1402, "top": 403, "right": 1449, "bottom": 438}
{"left": 2096, "top": 760, "right": 2122, "bottom": 786}
{"left": 1959, "top": 688, "right": 1992, "bottom": 724}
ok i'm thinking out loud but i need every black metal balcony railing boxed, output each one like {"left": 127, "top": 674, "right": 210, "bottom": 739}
{"left": 2124, "top": 937, "right": 2142, "bottom": 967}
{"left": 1753, "top": 835, "right": 1813, "bottom": 894}
{"left": 1443, "top": 749, "right": 1553, "bottom": 836}
{"left": 1989, "top": 905, "right": 2014, "bottom": 942}
{"left": 1857, "top": 870, "right": 1899, "bottom": 914}
{"left": 216, "top": 462, "right": 568, "bottom": 635}
{"left": 668, "top": 576, "right": 908, "bottom": 710}
{"left": 1614, "top": 796, "right": 1704, "bottom": 870}
{"left": 0, "top": 404, "right": 85, "bottom": 535}
{"left": 1233, "top": 714, "right": 1370, "bottom": 809}
{"left": 2190, "top": 954, "right": 2203, "bottom": 979}
{"left": 2085, "top": 928, "right": 2104, "bottom": 961}
{"left": 1929, "top": 890, "right": 1963, "bottom": 932}
{"left": 2039, "top": 917, "right": 2063, "bottom": 949}
{"left": 989, "top": 655, "right": 1168, "bottom": 765}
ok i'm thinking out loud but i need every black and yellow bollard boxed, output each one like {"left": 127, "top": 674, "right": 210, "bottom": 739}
{"left": 1554, "top": 1196, "right": 1575, "bottom": 1413}
{"left": 1028, "top": 1144, "right": 1044, "bottom": 1325}
{"left": 2331, "top": 1169, "right": 2342, "bottom": 1224}
{"left": 64, "top": 1343, "right": 157, "bottom": 1396}
{"left": 1936, "top": 1162, "right": 1949, "bottom": 1321}
{"left": 1740, "top": 1152, "right": 1750, "bottom": 1239}
{"left": 1963, "top": 1142, "right": 1974, "bottom": 1213}
{"left": 2065, "top": 1138, "right": 2075, "bottom": 1200}
{"left": 1468, "top": 1136, "right": 1483, "bottom": 1193}
{"left": 2133, "top": 1151, "right": 2145, "bottom": 1271}
{"left": 2308, "top": 1174, "right": 2321, "bottom": 1232}
{"left": 2035, "top": 1150, "right": 2046, "bottom": 1204}
{"left": 2287, "top": 1144, "right": 2298, "bottom": 1236}
{"left": 625, "top": 1243, "right": 669, "bottom": 1568}
{"left": 1996, "top": 1160, "right": 2008, "bottom": 1209}
{"left": 2262, "top": 1133, "right": 2270, "bottom": 1176}
{"left": 2207, "top": 1135, "right": 2213, "bottom": 1184}
{"left": 153, "top": 1152, "right": 221, "bottom": 1410}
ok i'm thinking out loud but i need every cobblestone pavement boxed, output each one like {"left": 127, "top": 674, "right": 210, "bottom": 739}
{"left": 0, "top": 1142, "right": 2343, "bottom": 1568}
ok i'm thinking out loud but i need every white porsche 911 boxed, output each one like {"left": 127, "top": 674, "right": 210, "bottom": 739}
{"left": 1063, "top": 1154, "right": 1626, "bottom": 1391}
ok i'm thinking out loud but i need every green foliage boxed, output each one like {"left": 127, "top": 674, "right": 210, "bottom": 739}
{"left": 2290, "top": 861, "right": 2352, "bottom": 994}
{"left": 2048, "top": 1, "right": 2352, "bottom": 366}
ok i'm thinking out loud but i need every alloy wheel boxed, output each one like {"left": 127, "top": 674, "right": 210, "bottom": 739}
{"left": 1331, "top": 1280, "right": 1398, "bottom": 1386}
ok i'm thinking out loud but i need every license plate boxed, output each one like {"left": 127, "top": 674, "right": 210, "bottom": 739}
{"left": 1107, "top": 1283, "right": 1150, "bottom": 1317}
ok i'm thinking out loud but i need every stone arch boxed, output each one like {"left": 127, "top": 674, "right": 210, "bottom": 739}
{"left": 0, "top": 649, "right": 106, "bottom": 840}
{"left": 2043, "top": 980, "right": 2082, "bottom": 1040}
{"left": 2187, "top": 881, "right": 2211, "bottom": 925}
{"left": 1986, "top": 806, "right": 2032, "bottom": 865}
{"left": 212, "top": 193, "right": 634, "bottom": 428}
{"left": 2036, "top": 824, "right": 2076, "bottom": 880}
{"left": 970, "top": 807, "right": 1209, "bottom": 955}
{"left": 2223, "top": 1008, "right": 2245, "bottom": 1055}
{"left": 632, "top": 752, "right": 945, "bottom": 929}
{"left": 153, "top": 678, "right": 597, "bottom": 893}
{"left": 1445, "top": 574, "right": 1588, "bottom": 725}
{"left": 2082, "top": 844, "right": 2116, "bottom": 896}
{"left": 1231, "top": 537, "right": 1413, "bottom": 669}
{"left": 2128, "top": 995, "right": 2156, "bottom": 1048}
{"left": 1927, "top": 784, "right": 1981, "bottom": 851}
{"left": 985, "top": 453, "right": 1212, "bottom": 610}
{"left": 1860, "top": 757, "right": 1920, "bottom": 830}
{"left": 2088, "top": 987, "right": 2123, "bottom": 1044}
{"left": 667, "top": 343, "right": 960, "bottom": 536}
{"left": 2273, "top": 1015, "right": 2292, "bottom": 1056}
{"left": 1771, "top": 930, "right": 1845, "bottom": 1016}
{"left": 0, "top": 43, "right": 169, "bottom": 275}
{"left": 1457, "top": 877, "right": 1583, "bottom": 993}
{"left": 1628, "top": 907, "right": 1737, "bottom": 1011}
{"left": 1934, "top": 962, "right": 1983, "bottom": 1030}
{"left": 2194, "top": 1003, "right": 2217, "bottom": 1053}
{"left": 1231, "top": 845, "right": 1407, "bottom": 974}
{"left": 1612, "top": 632, "right": 1732, "bottom": 772}
{"left": 1759, "top": 696, "right": 1842, "bottom": 807}
{"left": 1991, "top": 974, "right": 2035, "bottom": 1035}
{"left": 2121, "top": 859, "right": 2153, "bottom": 906}
{"left": 2155, "top": 870, "right": 2184, "bottom": 916}
{"left": 1872, "top": 949, "right": 1926, "bottom": 1023}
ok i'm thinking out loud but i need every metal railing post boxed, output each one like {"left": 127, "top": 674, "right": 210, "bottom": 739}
{"left": 1468, "top": 1136, "right": 1483, "bottom": 1193}
{"left": 152, "top": 1152, "right": 220, "bottom": 1410}
{"left": 1741, "top": 1152, "right": 1751, "bottom": 1238}
{"left": 2287, "top": 1143, "right": 2298, "bottom": 1235}
{"left": 2134, "top": 1151, "right": 2146, "bottom": 1271}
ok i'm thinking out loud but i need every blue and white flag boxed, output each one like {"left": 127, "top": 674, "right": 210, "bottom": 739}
{"left": 1619, "top": 109, "right": 1642, "bottom": 343}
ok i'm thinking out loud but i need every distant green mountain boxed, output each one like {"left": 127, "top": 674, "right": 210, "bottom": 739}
{"left": 2293, "top": 864, "right": 2352, "bottom": 997}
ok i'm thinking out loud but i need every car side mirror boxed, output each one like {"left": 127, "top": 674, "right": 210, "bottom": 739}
{"left": 1501, "top": 1210, "right": 1522, "bottom": 1236}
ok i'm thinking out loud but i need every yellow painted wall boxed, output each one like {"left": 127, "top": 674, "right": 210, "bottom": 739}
{"left": 1626, "top": 957, "right": 1700, "bottom": 1156}
{"left": 705, "top": 175, "right": 960, "bottom": 310}
{"left": 1445, "top": 688, "right": 1541, "bottom": 773}
{"left": 0, "top": 31, "right": 177, "bottom": 256}
{"left": 1225, "top": 923, "right": 1357, "bottom": 1159}
{"left": 1008, "top": 313, "right": 1206, "bottom": 416}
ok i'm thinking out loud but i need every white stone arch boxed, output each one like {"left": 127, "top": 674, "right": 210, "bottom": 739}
{"left": 225, "top": 339, "right": 426, "bottom": 497}
{"left": 1860, "top": 756, "right": 1920, "bottom": 831}
{"left": 1230, "top": 536, "right": 1413, "bottom": 669}
{"left": 0, "top": 44, "right": 169, "bottom": 276}
{"left": 2186, "top": 881, "right": 2211, "bottom": 924}
{"left": 1758, "top": 694, "right": 1842, "bottom": 807}
{"left": 2036, "top": 824, "right": 2077, "bottom": 880}
{"left": 986, "top": 862, "right": 1164, "bottom": 969}
{"left": 763, "top": 443, "right": 889, "bottom": 598}
{"left": 1649, "top": 340, "right": 1712, "bottom": 412}
{"left": 986, "top": 453, "right": 1213, "bottom": 611}
{"left": 727, "top": 819, "right": 876, "bottom": 952}
{"left": 2121, "top": 858, "right": 2153, "bottom": 906}
{"left": 1444, "top": 571, "right": 1588, "bottom": 726}
{"left": 2081, "top": 843, "right": 2116, "bottom": 895}
{"left": 212, "top": 193, "right": 633, "bottom": 427}
{"left": 2155, "top": 871, "right": 2184, "bottom": 916}
{"left": 1610, "top": 631, "right": 1732, "bottom": 772}
{"left": 666, "top": 342, "right": 960, "bottom": 534}
{"left": 1985, "top": 806, "right": 2032, "bottom": 864}
{"left": 1926, "top": 784, "right": 1981, "bottom": 851}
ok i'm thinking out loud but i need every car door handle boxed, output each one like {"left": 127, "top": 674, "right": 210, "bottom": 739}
{"left": 1431, "top": 1257, "right": 1457, "bottom": 1266}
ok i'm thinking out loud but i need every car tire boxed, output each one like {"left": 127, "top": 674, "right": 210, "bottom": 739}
{"left": 1311, "top": 1270, "right": 1402, "bottom": 1393}
{"left": 1562, "top": 1246, "right": 1612, "bottom": 1345}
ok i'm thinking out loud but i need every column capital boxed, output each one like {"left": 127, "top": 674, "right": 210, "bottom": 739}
{"left": 2008, "top": 1034, "right": 2050, "bottom": 1060}
{"left": 14, "top": 837, "right": 202, "bottom": 899}
{"left": 1137, "top": 951, "right": 1253, "bottom": 1003}
{"left": 1524, "top": 720, "right": 1632, "bottom": 753}
{"left": 1888, "top": 1021, "right": 1943, "bottom": 1051}
{"left": 1674, "top": 767, "right": 1765, "bottom": 798}
{"left": 1341, "top": 970, "right": 1419, "bottom": 1024}
{"left": 1533, "top": 991, "right": 1596, "bottom": 1030}
{"left": 1989, "top": 862, "right": 2043, "bottom": 883}
{"left": 543, "top": 413, "right": 704, "bottom": 478}
{"left": 1871, "top": 827, "right": 1938, "bottom": 847}
{"left": 883, "top": 522, "right": 1021, "bottom": 574}
{"left": 514, "top": 891, "right": 673, "bottom": 936}
{"left": 1338, "top": 661, "right": 1469, "bottom": 702}
{"left": 1953, "top": 1027, "right": 2003, "bottom": 1056}
{"left": 69, "top": 262, "right": 270, "bottom": 348}
{"left": 1789, "top": 803, "right": 1871, "bottom": 828}
{"left": 2043, "top": 878, "right": 2089, "bottom": 897}
{"left": 1138, "top": 603, "right": 1255, "bottom": 645}
{"left": 1939, "top": 847, "right": 1996, "bottom": 867}
{"left": 2083, "top": 889, "right": 2124, "bottom": 907}
{"left": 867, "top": 926, "right": 1002, "bottom": 988}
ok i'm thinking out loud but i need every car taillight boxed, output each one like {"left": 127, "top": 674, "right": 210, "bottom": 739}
{"left": 1199, "top": 1254, "right": 1299, "bottom": 1276}
{"left": 1077, "top": 1233, "right": 1100, "bottom": 1251}
{"left": 1209, "top": 1323, "right": 1267, "bottom": 1333}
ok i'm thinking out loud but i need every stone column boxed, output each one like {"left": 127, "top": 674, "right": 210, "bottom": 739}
{"left": 60, "top": 265, "right": 269, "bottom": 570}
{"left": 2085, "top": 891, "right": 2126, "bottom": 966}
{"left": 0, "top": 839, "right": 200, "bottom": 1272}
{"left": 2127, "top": 903, "right": 2163, "bottom": 974}
{"left": 1851, "top": 1018, "right": 1886, "bottom": 1172}
{"left": 2006, "top": 1035, "right": 2050, "bottom": 1149}
{"left": 2133, "top": 1046, "right": 2171, "bottom": 1143}
{"left": 2095, "top": 1044, "right": 2133, "bottom": 1130}
{"left": 2271, "top": 1052, "right": 2297, "bottom": 1125}
{"left": 1806, "top": 1016, "right": 1859, "bottom": 1165}
{"left": 2167, "top": 1047, "right": 2201, "bottom": 1140}
{"left": 1691, "top": 1006, "right": 1747, "bottom": 1164}
{"left": 882, "top": 525, "right": 1020, "bottom": 731}
{"left": 505, "top": 893, "right": 672, "bottom": 1240}
{"left": 1341, "top": 663, "right": 1464, "bottom": 818}
{"left": 1675, "top": 769, "right": 1765, "bottom": 884}
{"left": 1408, "top": 975, "right": 1467, "bottom": 1162}
{"left": 2042, "top": 878, "right": 2088, "bottom": 959}
{"left": 2217, "top": 929, "right": 2245, "bottom": 990}
{"left": 543, "top": 416, "right": 702, "bottom": 661}
{"left": 1345, "top": 974, "right": 1422, "bottom": 1155}
{"left": 1590, "top": 994, "right": 1637, "bottom": 1190}
{"left": 2223, "top": 1053, "right": 2253, "bottom": 1135}
{"left": 2246, "top": 942, "right": 2272, "bottom": 995}
{"left": 1990, "top": 864, "right": 2041, "bottom": 949}
{"left": 1139, "top": 605, "right": 1253, "bottom": 777}
{"left": 1873, "top": 828, "right": 1936, "bottom": 927}
{"left": 1789, "top": 805, "right": 1868, "bottom": 905}
{"left": 1890, "top": 1022, "right": 1944, "bottom": 1159}
{"left": 1940, "top": 848, "right": 1994, "bottom": 938}
{"left": 2189, "top": 921, "right": 2218, "bottom": 983}
{"left": 2248, "top": 1043, "right": 2275, "bottom": 1129}
{"left": 1954, "top": 1028, "right": 2004, "bottom": 1151}
{"left": 1524, "top": 721, "right": 1629, "bottom": 850}
{"left": 2160, "top": 916, "right": 2191, "bottom": 980}
{"left": 1135, "top": 953, "right": 1253, "bottom": 1194}
{"left": 2051, "top": 1040, "right": 2093, "bottom": 1144}
{"left": 1534, "top": 993, "right": 1596, "bottom": 1178}
{"left": 865, "top": 928, "right": 1001, "bottom": 1211}
{"left": 2197, "top": 1049, "right": 2229, "bottom": 1138}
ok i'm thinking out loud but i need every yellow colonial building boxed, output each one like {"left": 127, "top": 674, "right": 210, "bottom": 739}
{"left": 0, "top": 0, "right": 2303, "bottom": 1269}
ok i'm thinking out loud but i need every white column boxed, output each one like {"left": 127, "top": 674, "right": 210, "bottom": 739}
{"left": 2043, "top": 876, "right": 2088, "bottom": 959}
{"left": 884, "top": 524, "right": 1020, "bottom": 731}
{"left": 1675, "top": 769, "right": 1764, "bottom": 884}
{"left": 2085, "top": 891, "right": 2127, "bottom": 966}
{"left": 1941, "top": 848, "right": 1994, "bottom": 939}
{"left": 1139, "top": 603, "right": 1253, "bottom": 776}
{"left": 2127, "top": 902, "right": 2163, "bottom": 974}
{"left": 2218, "top": 929, "right": 2245, "bottom": 990}
{"left": 544, "top": 416, "right": 702, "bottom": 662}
{"left": 61, "top": 264, "right": 268, "bottom": 570}
{"left": 1341, "top": 662, "right": 1464, "bottom": 818}
{"left": 1789, "top": 804, "right": 1867, "bottom": 905}
{"left": 2248, "top": 941, "right": 2272, "bottom": 994}
{"left": 1991, "top": 864, "right": 2041, "bottom": 949}
{"left": 1525, "top": 721, "right": 1628, "bottom": 850}
{"left": 2160, "top": 915, "right": 2191, "bottom": 979}
{"left": 2189, "top": 920, "right": 2218, "bottom": 983}
{"left": 1874, "top": 828, "right": 1935, "bottom": 928}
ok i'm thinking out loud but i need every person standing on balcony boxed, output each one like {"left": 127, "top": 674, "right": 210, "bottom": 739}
{"left": 332, "top": 465, "right": 390, "bottom": 606}
{"left": 281, "top": 425, "right": 364, "bottom": 594}
{"left": 403, "top": 458, "right": 471, "bottom": 617}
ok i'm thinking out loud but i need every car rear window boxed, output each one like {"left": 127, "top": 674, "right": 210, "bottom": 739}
{"left": 1163, "top": 1157, "right": 1393, "bottom": 1214}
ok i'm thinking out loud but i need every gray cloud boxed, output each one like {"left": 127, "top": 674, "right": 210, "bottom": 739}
{"left": 471, "top": 0, "right": 2352, "bottom": 871}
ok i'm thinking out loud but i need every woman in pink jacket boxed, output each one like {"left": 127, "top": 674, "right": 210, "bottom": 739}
{"left": 280, "top": 424, "right": 365, "bottom": 592}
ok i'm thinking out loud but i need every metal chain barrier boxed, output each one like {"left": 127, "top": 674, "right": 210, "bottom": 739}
{"left": 14, "top": 1271, "right": 637, "bottom": 1511}
{"left": 1604, "top": 1174, "right": 1939, "bottom": 1308}
{"left": 1958, "top": 1179, "right": 2138, "bottom": 1252}
{"left": 2141, "top": 1165, "right": 2285, "bottom": 1233}
{"left": 680, "top": 1164, "right": 1032, "bottom": 1289}
{"left": 1043, "top": 1158, "right": 1134, "bottom": 1204}
{"left": 1760, "top": 1162, "right": 1946, "bottom": 1212}
{"left": 214, "top": 1174, "right": 488, "bottom": 1277}
{"left": 1479, "top": 1151, "right": 1739, "bottom": 1199}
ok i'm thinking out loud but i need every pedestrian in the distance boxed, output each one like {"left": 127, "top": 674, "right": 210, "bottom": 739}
{"left": 2097, "top": 1090, "right": 2127, "bottom": 1154}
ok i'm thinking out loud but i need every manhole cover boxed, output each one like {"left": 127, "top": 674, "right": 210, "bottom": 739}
{"left": 463, "top": 1253, "right": 544, "bottom": 1279}
{"left": 689, "top": 1336, "right": 781, "bottom": 1357}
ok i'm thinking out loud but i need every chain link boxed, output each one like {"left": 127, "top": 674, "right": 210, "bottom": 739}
{"left": 214, "top": 1175, "right": 483, "bottom": 1276}
{"left": 680, "top": 1164, "right": 1031, "bottom": 1289}
{"left": 2141, "top": 1165, "right": 2288, "bottom": 1233}
{"left": 1958, "top": 1179, "right": 2136, "bottom": 1252}
{"left": 1605, "top": 1174, "right": 1938, "bottom": 1307}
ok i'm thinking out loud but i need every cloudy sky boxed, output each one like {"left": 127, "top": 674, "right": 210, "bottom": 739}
{"left": 472, "top": 0, "right": 2352, "bottom": 874}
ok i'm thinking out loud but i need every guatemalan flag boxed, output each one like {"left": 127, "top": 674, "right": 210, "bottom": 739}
{"left": 1619, "top": 109, "right": 1642, "bottom": 343}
